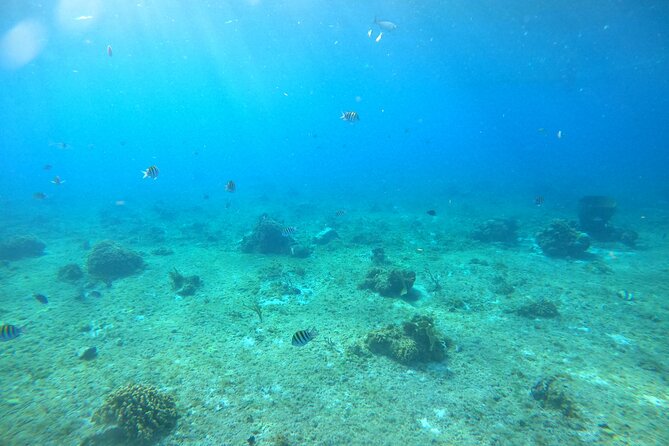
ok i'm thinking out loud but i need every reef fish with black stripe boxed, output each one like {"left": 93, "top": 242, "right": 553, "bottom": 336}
{"left": 1, "top": 324, "right": 23, "bottom": 341}
{"left": 292, "top": 328, "right": 318, "bottom": 347}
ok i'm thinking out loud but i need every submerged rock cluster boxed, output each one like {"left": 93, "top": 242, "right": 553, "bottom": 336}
{"left": 93, "top": 383, "right": 177, "bottom": 444}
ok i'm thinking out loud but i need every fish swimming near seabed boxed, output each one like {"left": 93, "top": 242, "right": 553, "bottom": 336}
{"left": 281, "top": 226, "right": 297, "bottom": 237}
{"left": 107, "top": 45, "right": 113, "bottom": 57}
{"left": 292, "top": 328, "right": 318, "bottom": 346}
{"left": 34, "top": 294, "right": 48, "bottom": 304}
{"left": 1, "top": 324, "right": 23, "bottom": 341}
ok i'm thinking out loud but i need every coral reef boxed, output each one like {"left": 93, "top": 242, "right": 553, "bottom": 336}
{"left": 471, "top": 218, "right": 519, "bottom": 244}
{"left": 241, "top": 214, "right": 292, "bottom": 254}
{"left": 536, "top": 220, "right": 590, "bottom": 258}
{"left": 359, "top": 268, "right": 416, "bottom": 298}
{"left": 169, "top": 268, "right": 202, "bottom": 296}
{"left": 0, "top": 235, "right": 45, "bottom": 260}
{"left": 57, "top": 263, "right": 84, "bottom": 283}
{"left": 365, "top": 315, "right": 449, "bottom": 365}
{"left": 531, "top": 376, "right": 578, "bottom": 417}
{"left": 93, "top": 383, "right": 177, "bottom": 444}
{"left": 87, "top": 241, "right": 145, "bottom": 282}
{"left": 516, "top": 298, "right": 559, "bottom": 318}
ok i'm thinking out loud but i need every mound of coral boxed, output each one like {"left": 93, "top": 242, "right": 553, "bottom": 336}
{"left": 241, "top": 214, "right": 293, "bottom": 254}
{"left": 536, "top": 220, "right": 590, "bottom": 258}
{"left": 471, "top": 218, "right": 519, "bottom": 244}
{"left": 365, "top": 315, "right": 450, "bottom": 365}
{"left": 359, "top": 268, "right": 416, "bottom": 298}
{"left": 87, "top": 240, "right": 145, "bottom": 282}
{"left": 92, "top": 383, "right": 177, "bottom": 444}
{"left": 0, "top": 235, "right": 45, "bottom": 260}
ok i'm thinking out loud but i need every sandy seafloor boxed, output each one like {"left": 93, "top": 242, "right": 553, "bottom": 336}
{"left": 1, "top": 196, "right": 668, "bottom": 446}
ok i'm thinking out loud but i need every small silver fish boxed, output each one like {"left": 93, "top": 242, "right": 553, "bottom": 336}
{"left": 374, "top": 17, "right": 397, "bottom": 32}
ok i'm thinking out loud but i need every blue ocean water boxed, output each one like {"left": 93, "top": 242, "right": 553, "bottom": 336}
{"left": 1, "top": 1, "right": 668, "bottom": 445}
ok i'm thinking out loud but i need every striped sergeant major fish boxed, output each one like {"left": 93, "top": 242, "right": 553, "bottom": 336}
{"left": 142, "top": 165, "right": 159, "bottom": 179}
{"left": 281, "top": 226, "right": 297, "bottom": 237}
{"left": 291, "top": 328, "right": 318, "bottom": 347}
{"left": 1, "top": 324, "right": 23, "bottom": 341}
{"left": 340, "top": 111, "right": 359, "bottom": 122}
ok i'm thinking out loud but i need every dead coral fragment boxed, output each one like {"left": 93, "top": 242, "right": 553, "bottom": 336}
{"left": 531, "top": 376, "right": 578, "bottom": 417}
{"left": 87, "top": 240, "right": 145, "bottom": 282}
{"left": 359, "top": 268, "right": 416, "bottom": 297}
{"left": 0, "top": 235, "right": 45, "bottom": 260}
{"left": 365, "top": 315, "right": 449, "bottom": 365}
{"left": 93, "top": 383, "right": 177, "bottom": 444}
{"left": 169, "top": 268, "right": 202, "bottom": 296}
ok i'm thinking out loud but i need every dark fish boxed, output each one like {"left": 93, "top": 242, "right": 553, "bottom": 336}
{"left": 281, "top": 226, "right": 297, "bottom": 237}
{"left": 291, "top": 328, "right": 318, "bottom": 347}
{"left": 426, "top": 209, "right": 437, "bottom": 216}
{"left": 225, "top": 180, "right": 236, "bottom": 193}
{"left": 107, "top": 45, "right": 112, "bottom": 57}
{"left": 43, "top": 164, "right": 52, "bottom": 171}
{"left": 534, "top": 196, "right": 545, "bottom": 206}
{"left": 87, "top": 290, "right": 102, "bottom": 298}
{"left": 34, "top": 294, "right": 48, "bottom": 304}
{"left": 335, "top": 209, "right": 347, "bottom": 217}
{"left": 33, "top": 192, "right": 47, "bottom": 200}
{"left": 340, "top": 111, "right": 359, "bottom": 122}
{"left": 142, "top": 165, "right": 159, "bottom": 179}
{"left": 1, "top": 324, "right": 22, "bottom": 341}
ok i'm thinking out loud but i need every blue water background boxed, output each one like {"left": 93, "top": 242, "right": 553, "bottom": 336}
{"left": 1, "top": 0, "right": 668, "bottom": 217}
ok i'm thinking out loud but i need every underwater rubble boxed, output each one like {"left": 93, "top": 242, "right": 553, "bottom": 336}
{"left": 169, "top": 268, "right": 202, "bottom": 296}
